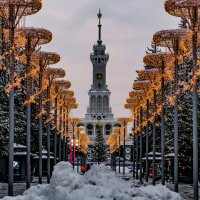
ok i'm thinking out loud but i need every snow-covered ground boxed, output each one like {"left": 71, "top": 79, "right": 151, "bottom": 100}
{"left": 1, "top": 162, "right": 182, "bottom": 200}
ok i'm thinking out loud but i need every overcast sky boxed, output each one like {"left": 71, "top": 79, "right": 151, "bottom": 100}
{"left": 26, "top": 0, "right": 179, "bottom": 118}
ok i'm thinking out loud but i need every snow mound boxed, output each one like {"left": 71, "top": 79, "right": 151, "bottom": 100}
{"left": 1, "top": 162, "right": 183, "bottom": 200}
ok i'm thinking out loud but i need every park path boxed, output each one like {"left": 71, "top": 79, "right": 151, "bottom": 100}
{"left": 121, "top": 172, "right": 199, "bottom": 200}
{"left": 0, "top": 178, "right": 47, "bottom": 199}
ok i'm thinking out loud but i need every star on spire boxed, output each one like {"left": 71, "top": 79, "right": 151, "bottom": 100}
{"left": 97, "top": 8, "right": 102, "bottom": 20}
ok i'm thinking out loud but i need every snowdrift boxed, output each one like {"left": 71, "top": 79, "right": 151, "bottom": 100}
{"left": 1, "top": 162, "right": 182, "bottom": 200}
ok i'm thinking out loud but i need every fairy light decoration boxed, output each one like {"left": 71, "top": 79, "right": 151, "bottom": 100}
{"left": 0, "top": 0, "right": 42, "bottom": 195}
{"left": 31, "top": 51, "right": 60, "bottom": 184}
{"left": 164, "top": 1, "right": 200, "bottom": 197}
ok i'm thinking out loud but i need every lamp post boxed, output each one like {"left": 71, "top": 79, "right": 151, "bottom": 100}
{"left": 152, "top": 89, "right": 157, "bottom": 186}
{"left": 70, "top": 118, "right": 82, "bottom": 170}
{"left": 117, "top": 118, "right": 130, "bottom": 175}
{"left": 107, "top": 133, "right": 116, "bottom": 171}
{"left": 77, "top": 134, "right": 80, "bottom": 173}
{"left": 31, "top": 51, "right": 60, "bottom": 184}
{"left": 66, "top": 108, "right": 76, "bottom": 162}
{"left": 126, "top": 90, "right": 145, "bottom": 180}
{"left": 129, "top": 87, "right": 156, "bottom": 184}
{"left": 133, "top": 78, "right": 158, "bottom": 183}
{"left": 71, "top": 138, "right": 74, "bottom": 167}
{"left": 76, "top": 139, "right": 79, "bottom": 172}
{"left": 45, "top": 68, "right": 66, "bottom": 183}
{"left": 76, "top": 125, "right": 85, "bottom": 173}
{"left": 163, "top": 0, "right": 200, "bottom": 194}
{"left": 18, "top": 27, "right": 52, "bottom": 189}
{"left": 53, "top": 85, "right": 59, "bottom": 165}
{"left": 143, "top": 52, "right": 174, "bottom": 185}
{"left": 123, "top": 125, "right": 125, "bottom": 175}
{"left": 62, "top": 97, "right": 78, "bottom": 162}
{"left": 153, "top": 28, "right": 189, "bottom": 191}
{"left": 112, "top": 124, "right": 121, "bottom": 173}
{"left": 59, "top": 104, "right": 63, "bottom": 162}
{"left": 76, "top": 126, "right": 81, "bottom": 172}
{"left": 139, "top": 107, "right": 143, "bottom": 184}
{"left": 107, "top": 126, "right": 120, "bottom": 172}
{"left": 133, "top": 127, "right": 136, "bottom": 179}
{"left": 145, "top": 99, "right": 149, "bottom": 182}
{"left": 127, "top": 103, "right": 143, "bottom": 183}
{"left": 79, "top": 131, "right": 90, "bottom": 169}
{"left": 63, "top": 108, "right": 67, "bottom": 162}
{"left": 137, "top": 71, "right": 158, "bottom": 184}
{"left": 124, "top": 103, "right": 137, "bottom": 179}
{"left": 58, "top": 95, "right": 76, "bottom": 163}
{"left": 0, "top": 0, "right": 42, "bottom": 195}
{"left": 52, "top": 81, "right": 73, "bottom": 165}
{"left": 62, "top": 101, "right": 75, "bottom": 162}
{"left": 118, "top": 130, "right": 121, "bottom": 174}
{"left": 135, "top": 110, "right": 140, "bottom": 180}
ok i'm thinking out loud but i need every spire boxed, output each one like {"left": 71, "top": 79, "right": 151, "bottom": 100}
{"left": 97, "top": 9, "right": 102, "bottom": 45}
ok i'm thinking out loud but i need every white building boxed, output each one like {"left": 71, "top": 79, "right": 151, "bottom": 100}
{"left": 83, "top": 10, "right": 119, "bottom": 160}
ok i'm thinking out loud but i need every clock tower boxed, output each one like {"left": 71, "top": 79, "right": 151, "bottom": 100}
{"left": 83, "top": 9, "right": 117, "bottom": 147}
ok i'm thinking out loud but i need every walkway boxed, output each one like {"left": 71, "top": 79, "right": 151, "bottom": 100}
{"left": 0, "top": 178, "right": 47, "bottom": 199}
{"left": 122, "top": 172, "right": 199, "bottom": 200}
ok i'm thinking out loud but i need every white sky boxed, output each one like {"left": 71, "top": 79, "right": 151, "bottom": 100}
{"left": 26, "top": 0, "right": 179, "bottom": 118}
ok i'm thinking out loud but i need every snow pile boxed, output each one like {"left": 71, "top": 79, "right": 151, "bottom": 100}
{"left": 1, "top": 162, "right": 182, "bottom": 200}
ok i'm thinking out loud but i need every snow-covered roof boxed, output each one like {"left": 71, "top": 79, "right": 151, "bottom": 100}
{"left": 33, "top": 155, "right": 54, "bottom": 159}
{"left": 147, "top": 151, "right": 161, "bottom": 156}
{"left": 14, "top": 152, "right": 27, "bottom": 156}
{"left": 14, "top": 143, "right": 27, "bottom": 149}
{"left": 165, "top": 153, "right": 180, "bottom": 157}
{"left": 14, "top": 152, "right": 34, "bottom": 156}
{"left": 142, "top": 157, "right": 162, "bottom": 160}
{"left": 35, "top": 149, "right": 54, "bottom": 156}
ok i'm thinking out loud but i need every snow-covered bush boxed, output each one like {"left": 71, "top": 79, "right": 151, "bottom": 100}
{"left": 1, "top": 162, "right": 182, "bottom": 200}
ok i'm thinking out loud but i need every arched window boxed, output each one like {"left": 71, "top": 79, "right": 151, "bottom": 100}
{"left": 87, "top": 124, "right": 93, "bottom": 135}
{"left": 103, "top": 96, "right": 109, "bottom": 113}
{"left": 97, "top": 96, "right": 102, "bottom": 113}
{"left": 91, "top": 96, "right": 96, "bottom": 113}
{"left": 105, "top": 124, "right": 112, "bottom": 135}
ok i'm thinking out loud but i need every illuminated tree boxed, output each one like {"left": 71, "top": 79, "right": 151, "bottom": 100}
{"left": 153, "top": 28, "right": 190, "bottom": 191}
{"left": 117, "top": 117, "right": 130, "bottom": 175}
{"left": 31, "top": 51, "right": 60, "bottom": 184}
{"left": 143, "top": 52, "right": 174, "bottom": 184}
{"left": 107, "top": 132, "right": 119, "bottom": 171}
{"left": 93, "top": 121, "right": 107, "bottom": 164}
{"left": 164, "top": 1, "right": 200, "bottom": 197}
{"left": 52, "top": 80, "right": 73, "bottom": 164}
{"left": 79, "top": 132, "right": 90, "bottom": 155}
{"left": 44, "top": 67, "right": 66, "bottom": 183}
{"left": 62, "top": 95, "right": 77, "bottom": 162}
{"left": 18, "top": 27, "right": 52, "bottom": 188}
{"left": 57, "top": 93, "right": 75, "bottom": 162}
{"left": 0, "top": 0, "right": 42, "bottom": 194}
{"left": 75, "top": 126, "right": 89, "bottom": 172}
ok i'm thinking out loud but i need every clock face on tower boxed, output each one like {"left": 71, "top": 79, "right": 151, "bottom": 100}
{"left": 96, "top": 73, "right": 103, "bottom": 80}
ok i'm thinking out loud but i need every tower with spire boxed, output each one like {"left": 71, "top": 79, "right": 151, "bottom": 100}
{"left": 83, "top": 10, "right": 117, "bottom": 154}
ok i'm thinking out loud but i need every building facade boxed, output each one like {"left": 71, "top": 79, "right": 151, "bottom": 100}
{"left": 83, "top": 10, "right": 118, "bottom": 155}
